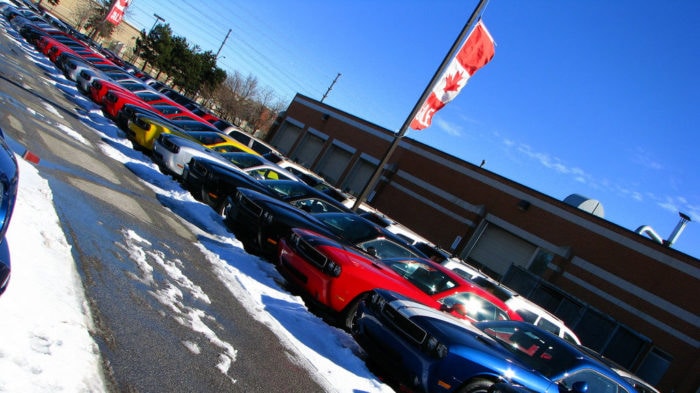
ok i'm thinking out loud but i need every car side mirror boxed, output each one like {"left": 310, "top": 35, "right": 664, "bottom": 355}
{"left": 570, "top": 381, "right": 588, "bottom": 393}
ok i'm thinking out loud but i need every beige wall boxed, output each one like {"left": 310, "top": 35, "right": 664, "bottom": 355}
{"left": 41, "top": 0, "right": 140, "bottom": 59}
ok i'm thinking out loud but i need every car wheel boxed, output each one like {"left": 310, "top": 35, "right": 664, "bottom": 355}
{"left": 200, "top": 186, "right": 216, "bottom": 209}
{"left": 457, "top": 379, "right": 494, "bottom": 393}
{"left": 219, "top": 196, "right": 233, "bottom": 218}
{"left": 340, "top": 294, "right": 367, "bottom": 331}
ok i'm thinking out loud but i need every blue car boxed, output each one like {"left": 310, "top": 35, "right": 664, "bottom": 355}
{"left": 0, "top": 127, "right": 19, "bottom": 296}
{"left": 352, "top": 289, "right": 638, "bottom": 393}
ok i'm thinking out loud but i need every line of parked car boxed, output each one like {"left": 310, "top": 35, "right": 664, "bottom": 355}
{"left": 1, "top": 3, "right": 661, "bottom": 392}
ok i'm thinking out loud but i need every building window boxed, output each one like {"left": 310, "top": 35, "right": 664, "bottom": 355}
{"left": 635, "top": 347, "right": 672, "bottom": 386}
{"left": 602, "top": 325, "right": 650, "bottom": 369}
{"left": 576, "top": 308, "right": 617, "bottom": 351}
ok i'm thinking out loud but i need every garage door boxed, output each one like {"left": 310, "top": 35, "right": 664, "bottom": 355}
{"left": 291, "top": 133, "right": 325, "bottom": 169}
{"left": 316, "top": 144, "right": 353, "bottom": 184}
{"left": 464, "top": 224, "right": 536, "bottom": 279}
{"left": 271, "top": 122, "right": 302, "bottom": 155}
{"left": 341, "top": 158, "right": 376, "bottom": 197}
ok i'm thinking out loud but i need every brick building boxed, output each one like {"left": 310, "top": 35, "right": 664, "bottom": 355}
{"left": 268, "top": 93, "right": 699, "bottom": 393}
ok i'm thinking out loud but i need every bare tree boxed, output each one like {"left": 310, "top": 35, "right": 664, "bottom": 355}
{"left": 247, "top": 86, "right": 285, "bottom": 136}
{"left": 69, "top": 1, "right": 96, "bottom": 32}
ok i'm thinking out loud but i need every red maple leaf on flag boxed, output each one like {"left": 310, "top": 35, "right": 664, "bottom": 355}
{"left": 442, "top": 71, "right": 464, "bottom": 93}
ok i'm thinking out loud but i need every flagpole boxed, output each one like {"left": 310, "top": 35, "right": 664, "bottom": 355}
{"left": 351, "top": 0, "right": 491, "bottom": 211}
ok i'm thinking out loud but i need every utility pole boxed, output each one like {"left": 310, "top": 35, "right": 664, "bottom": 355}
{"left": 150, "top": 14, "right": 165, "bottom": 33}
{"left": 321, "top": 73, "right": 341, "bottom": 102}
{"left": 215, "top": 29, "right": 232, "bottom": 60}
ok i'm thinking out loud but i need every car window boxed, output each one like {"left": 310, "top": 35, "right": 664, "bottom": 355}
{"left": 562, "top": 331, "right": 579, "bottom": 345}
{"left": 214, "top": 145, "right": 246, "bottom": 153}
{"left": 357, "top": 239, "right": 422, "bottom": 259}
{"left": 384, "top": 259, "right": 458, "bottom": 294}
{"left": 222, "top": 153, "right": 264, "bottom": 168}
{"left": 152, "top": 105, "right": 182, "bottom": 115}
{"left": 439, "top": 292, "right": 510, "bottom": 321}
{"left": 228, "top": 131, "right": 251, "bottom": 144}
{"left": 191, "top": 133, "right": 224, "bottom": 145}
{"left": 479, "top": 324, "right": 579, "bottom": 378}
{"left": 560, "top": 370, "right": 630, "bottom": 393}
{"left": 535, "top": 317, "right": 561, "bottom": 336}
{"left": 515, "top": 308, "right": 539, "bottom": 324}
{"left": 251, "top": 141, "right": 274, "bottom": 155}
{"left": 248, "top": 168, "right": 282, "bottom": 180}
{"left": 291, "top": 198, "right": 344, "bottom": 214}
{"left": 136, "top": 91, "right": 163, "bottom": 102}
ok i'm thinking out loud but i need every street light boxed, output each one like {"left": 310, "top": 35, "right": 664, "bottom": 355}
{"left": 149, "top": 13, "right": 165, "bottom": 33}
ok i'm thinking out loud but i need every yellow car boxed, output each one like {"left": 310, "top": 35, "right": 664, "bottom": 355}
{"left": 126, "top": 113, "right": 185, "bottom": 151}
{"left": 126, "top": 113, "right": 223, "bottom": 151}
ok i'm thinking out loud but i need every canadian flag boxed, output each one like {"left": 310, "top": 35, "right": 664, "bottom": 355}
{"left": 105, "top": 0, "right": 131, "bottom": 26}
{"left": 410, "top": 20, "right": 495, "bottom": 130}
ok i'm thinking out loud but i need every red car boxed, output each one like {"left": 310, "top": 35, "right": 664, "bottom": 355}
{"left": 88, "top": 77, "right": 152, "bottom": 105}
{"left": 101, "top": 88, "right": 176, "bottom": 119}
{"left": 277, "top": 228, "right": 522, "bottom": 329}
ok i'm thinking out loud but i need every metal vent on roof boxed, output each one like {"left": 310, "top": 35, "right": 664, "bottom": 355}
{"left": 563, "top": 194, "right": 605, "bottom": 218}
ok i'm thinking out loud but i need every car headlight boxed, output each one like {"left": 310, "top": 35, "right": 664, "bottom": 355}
{"left": 424, "top": 336, "right": 448, "bottom": 359}
{"left": 262, "top": 211, "right": 274, "bottom": 224}
{"left": 323, "top": 260, "right": 341, "bottom": 277}
{"left": 368, "top": 291, "right": 387, "bottom": 311}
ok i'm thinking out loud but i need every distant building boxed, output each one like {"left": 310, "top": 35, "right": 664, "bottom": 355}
{"left": 42, "top": 0, "right": 141, "bottom": 59}
{"left": 268, "top": 93, "right": 699, "bottom": 393}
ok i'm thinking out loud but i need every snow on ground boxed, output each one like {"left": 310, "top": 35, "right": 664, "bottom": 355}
{"left": 0, "top": 16, "right": 392, "bottom": 393}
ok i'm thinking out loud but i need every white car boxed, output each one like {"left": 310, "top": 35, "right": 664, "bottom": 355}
{"left": 152, "top": 132, "right": 258, "bottom": 178}
{"left": 226, "top": 129, "right": 281, "bottom": 156}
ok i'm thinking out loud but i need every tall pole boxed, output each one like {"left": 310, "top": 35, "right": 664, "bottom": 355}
{"left": 321, "top": 73, "right": 341, "bottom": 102}
{"left": 215, "top": 29, "right": 232, "bottom": 60}
{"left": 150, "top": 14, "right": 165, "bottom": 33}
{"left": 351, "top": 0, "right": 490, "bottom": 211}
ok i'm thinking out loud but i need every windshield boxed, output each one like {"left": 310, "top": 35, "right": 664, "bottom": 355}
{"left": 315, "top": 214, "right": 380, "bottom": 243}
{"left": 477, "top": 322, "right": 577, "bottom": 378}
{"left": 439, "top": 291, "right": 510, "bottom": 321}
{"left": 383, "top": 258, "right": 458, "bottom": 294}
{"left": 221, "top": 153, "right": 265, "bottom": 169}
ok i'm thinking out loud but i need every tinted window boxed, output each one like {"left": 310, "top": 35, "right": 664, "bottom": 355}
{"left": 479, "top": 324, "right": 577, "bottom": 378}
{"left": 228, "top": 131, "right": 251, "bottom": 145}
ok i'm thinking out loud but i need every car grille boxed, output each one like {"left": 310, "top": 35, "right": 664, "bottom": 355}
{"left": 237, "top": 194, "right": 262, "bottom": 217}
{"left": 158, "top": 135, "right": 179, "bottom": 153}
{"left": 190, "top": 160, "right": 209, "bottom": 177}
{"left": 289, "top": 233, "right": 329, "bottom": 271}
{"left": 381, "top": 304, "right": 427, "bottom": 345}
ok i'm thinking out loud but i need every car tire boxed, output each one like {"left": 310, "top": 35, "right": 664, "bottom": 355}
{"left": 458, "top": 379, "right": 494, "bottom": 393}
{"left": 340, "top": 294, "right": 367, "bottom": 331}
{"left": 218, "top": 195, "right": 234, "bottom": 219}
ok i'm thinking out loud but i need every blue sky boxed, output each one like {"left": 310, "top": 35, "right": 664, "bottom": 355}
{"left": 124, "top": 1, "right": 699, "bottom": 258}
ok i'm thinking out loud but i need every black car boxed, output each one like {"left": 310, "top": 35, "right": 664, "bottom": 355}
{"left": 180, "top": 153, "right": 298, "bottom": 210}
{"left": 0, "top": 128, "right": 20, "bottom": 296}
{"left": 222, "top": 189, "right": 353, "bottom": 258}
{"left": 223, "top": 186, "right": 424, "bottom": 261}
